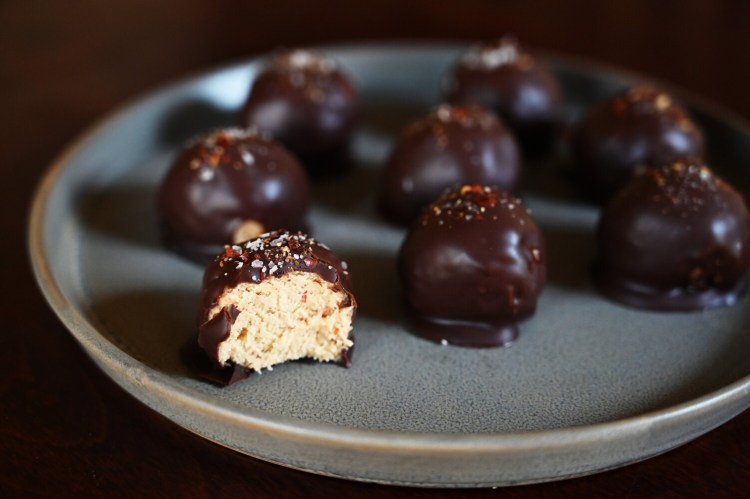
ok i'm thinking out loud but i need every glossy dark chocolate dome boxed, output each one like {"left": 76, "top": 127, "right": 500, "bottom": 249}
{"left": 398, "top": 185, "right": 546, "bottom": 347}
{"left": 444, "top": 36, "right": 562, "bottom": 154}
{"left": 572, "top": 85, "right": 705, "bottom": 203}
{"left": 240, "top": 49, "right": 361, "bottom": 173}
{"left": 157, "top": 128, "right": 311, "bottom": 262}
{"left": 594, "top": 161, "right": 750, "bottom": 310}
{"left": 379, "top": 104, "right": 521, "bottom": 226}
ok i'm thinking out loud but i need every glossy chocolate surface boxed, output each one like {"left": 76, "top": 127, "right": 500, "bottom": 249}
{"left": 196, "top": 305, "right": 252, "bottom": 385}
{"left": 445, "top": 36, "right": 562, "bottom": 154}
{"left": 197, "top": 230, "right": 356, "bottom": 382}
{"left": 594, "top": 161, "right": 750, "bottom": 310}
{"left": 157, "top": 128, "right": 311, "bottom": 263}
{"left": 572, "top": 85, "right": 705, "bottom": 202}
{"left": 240, "top": 49, "right": 361, "bottom": 173}
{"left": 398, "top": 185, "right": 546, "bottom": 347}
{"left": 379, "top": 104, "right": 521, "bottom": 226}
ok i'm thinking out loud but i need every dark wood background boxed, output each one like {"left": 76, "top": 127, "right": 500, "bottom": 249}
{"left": 4, "top": 1, "right": 750, "bottom": 497}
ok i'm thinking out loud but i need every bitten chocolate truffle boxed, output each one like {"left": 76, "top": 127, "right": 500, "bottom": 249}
{"left": 398, "top": 185, "right": 546, "bottom": 347}
{"left": 240, "top": 49, "right": 361, "bottom": 173}
{"left": 444, "top": 36, "right": 562, "bottom": 154}
{"left": 379, "top": 104, "right": 521, "bottom": 226}
{"left": 197, "top": 230, "right": 356, "bottom": 384}
{"left": 157, "top": 127, "right": 311, "bottom": 262}
{"left": 594, "top": 161, "right": 750, "bottom": 310}
{"left": 572, "top": 85, "right": 705, "bottom": 202}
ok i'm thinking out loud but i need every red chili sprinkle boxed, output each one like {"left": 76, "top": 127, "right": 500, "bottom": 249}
{"left": 303, "top": 257, "right": 318, "bottom": 267}
{"left": 476, "top": 192, "right": 498, "bottom": 206}
{"left": 452, "top": 107, "right": 469, "bottom": 122}
{"left": 215, "top": 133, "right": 231, "bottom": 148}
{"left": 224, "top": 247, "right": 240, "bottom": 258}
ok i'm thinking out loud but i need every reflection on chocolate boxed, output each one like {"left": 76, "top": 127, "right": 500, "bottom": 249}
{"left": 240, "top": 49, "right": 361, "bottom": 174}
{"left": 572, "top": 85, "right": 705, "bottom": 203}
{"left": 398, "top": 185, "right": 546, "bottom": 347}
{"left": 379, "top": 104, "right": 521, "bottom": 226}
{"left": 157, "top": 128, "right": 311, "bottom": 263}
{"left": 594, "top": 161, "right": 750, "bottom": 310}
{"left": 444, "top": 36, "right": 562, "bottom": 154}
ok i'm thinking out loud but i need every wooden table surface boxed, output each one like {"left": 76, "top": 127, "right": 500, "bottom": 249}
{"left": 4, "top": 1, "right": 750, "bottom": 497}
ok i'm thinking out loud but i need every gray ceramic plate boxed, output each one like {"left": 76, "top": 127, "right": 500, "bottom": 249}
{"left": 29, "top": 44, "right": 750, "bottom": 487}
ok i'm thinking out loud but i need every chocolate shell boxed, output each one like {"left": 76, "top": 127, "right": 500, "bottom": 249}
{"left": 572, "top": 85, "right": 705, "bottom": 203}
{"left": 198, "top": 230, "right": 356, "bottom": 384}
{"left": 240, "top": 49, "right": 361, "bottom": 174}
{"left": 157, "top": 127, "right": 311, "bottom": 262}
{"left": 398, "top": 185, "right": 546, "bottom": 347}
{"left": 444, "top": 36, "right": 562, "bottom": 155}
{"left": 379, "top": 104, "right": 521, "bottom": 226}
{"left": 594, "top": 161, "right": 750, "bottom": 310}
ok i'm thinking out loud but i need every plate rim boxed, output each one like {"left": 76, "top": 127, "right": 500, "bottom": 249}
{"left": 27, "top": 40, "right": 750, "bottom": 473}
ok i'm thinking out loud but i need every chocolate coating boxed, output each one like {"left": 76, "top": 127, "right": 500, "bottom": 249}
{"left": 197, "top": 230, "right": 356, "bottom": 382}
{"left": 379, "top": 104, "right": 521, "bottom": 226}
{"left": 240, "top": 49, "right": 361, "bottom": 174}
{"left": 594, "top": 161, "right": 750, "bottom": 310}
{"left": 572, "top": 85, "right": 705, "bottom": 203}
{"left": 445, "top": 36, "right": 562, "bottom": 154}
{"left": 398, "top": 185, "right": 546, "bottom": 347}
{"left": 157, "top": 128, "right": 311, "bottom": 262}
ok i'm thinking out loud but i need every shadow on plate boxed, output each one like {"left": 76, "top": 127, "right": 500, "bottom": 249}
{"left": 90, "top": 289, "right": 199, "bottom": 377}
{"left": 156, "top": 98, "right": 239, "bottom": 147}
{"left": 540, "top": 224, "right": 597, "bottom": 292}
{"left": 76, "top": 184, "right": 165, "bottom": 253}
{"left": 361, "top": 98, "right": 429, "bottom": 138}
{"left": 311, "top": 166, "right": 382, "bottom": 214}
{"left": 339, "top": 250, "right": 403, "bottom": 325}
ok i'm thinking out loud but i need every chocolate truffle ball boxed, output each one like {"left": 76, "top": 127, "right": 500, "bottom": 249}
{"left": 398, "top": 185, "right": 546, "bottom": 347}
{"left": 572, "top": 85, "right": 705, "bottom": 203}
{"left": 444, "top": 36, "right": 562, "bottom": 154}
{"left": 379, "top": 104, "right": 521, "bottom": 226}
{"left": 198, "top": 230, "right": 356, "bottom": 385}
{"left": 240, "top": 49, "right": 361, "bottom": 174}
{"left": 594, "top": 161, "right": 750, "bottom": 310}
{"left": 157, "top": 127, "right": 311, "bottom": 262}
